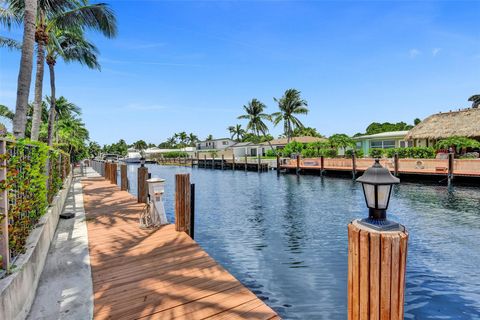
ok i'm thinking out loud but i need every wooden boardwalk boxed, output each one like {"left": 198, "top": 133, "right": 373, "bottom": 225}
{"left": 82, "top": 177, "right": 280, "bottom": 320}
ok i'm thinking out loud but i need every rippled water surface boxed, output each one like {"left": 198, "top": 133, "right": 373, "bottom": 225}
{"left": 125, "top": 164, "right": 480, "bottom": 319}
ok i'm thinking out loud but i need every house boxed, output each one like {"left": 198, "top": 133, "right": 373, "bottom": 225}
{"left": 405, "top": 105, "right": 480, "bottom": 147}
{"left": 196, "top": 138, "right": 235, "bottom": 151}
{"left": 231, "top": 136, "right": 327, "bottom": 157}
{"left": 353, "top": 131, "right": 411, "bottom": 156}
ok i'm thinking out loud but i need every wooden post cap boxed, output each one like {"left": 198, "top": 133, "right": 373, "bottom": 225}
{"left": 348, "top": 219, "right": 408, "bottom": 320}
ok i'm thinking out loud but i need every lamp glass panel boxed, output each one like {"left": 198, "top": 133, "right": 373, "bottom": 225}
{"left": 362, "top": 184, "right": 376, "bottom": 208}
{"left": 377, "top": 184, "right": 392, "bottom": 209}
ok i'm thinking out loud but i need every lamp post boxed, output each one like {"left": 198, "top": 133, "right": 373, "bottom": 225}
{"left": 356, "top": 159, "right": 401, "bottom": 231}
{"left": 140, "top": 157, "right": 146, "bottom": 167}
{"left": 347, "top": 159, "right": 408, "bottom": 320}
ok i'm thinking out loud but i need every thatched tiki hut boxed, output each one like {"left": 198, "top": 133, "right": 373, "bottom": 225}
{"left": 405, "top": 105, "right": 480, "bottom": 148}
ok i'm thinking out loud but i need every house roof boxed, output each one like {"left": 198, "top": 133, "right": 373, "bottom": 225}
{"left": 353, "top": 131, "right": 409, "bottom": 140}
{"left": 231, "top": 142, "right": 253, "bottom": 148}
{"left": 405, "top": 108, "right": 480, "bottom": 140}
{"left": 261, "top": 136, "right": 327, "bottom": 146}
{"left": 198, "top": 138, "right": 232, "bottom": 143}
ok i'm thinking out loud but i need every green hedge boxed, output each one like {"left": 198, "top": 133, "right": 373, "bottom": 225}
{"left": 345, "top": 149, "right": 364, "bottom": 158}
{"left": 383, "top": 147, "right": 436, "bottom": 159}
{"left": 162, "top": 151, "right": 189, "bottom": 158}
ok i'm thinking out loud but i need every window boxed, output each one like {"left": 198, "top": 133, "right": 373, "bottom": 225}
{"left": 370, "top": 140, "right": 396, "bottom": 149}
{"left": 356, "top": 142, "right": 362, "bottom": 149}
{"left": 222, "top": 141, "right": 229, "bottom": 145}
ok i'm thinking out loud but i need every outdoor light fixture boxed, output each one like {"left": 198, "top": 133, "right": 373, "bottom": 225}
{"left": 140, "top": 157, "right": 146, "bottom": 167}
{"left": 356, "top": 159, "right": 401, "bottom": 231}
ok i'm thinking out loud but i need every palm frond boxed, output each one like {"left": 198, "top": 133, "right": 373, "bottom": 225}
{"left": 0, "top": 35, "right": 21, "bottom": 50}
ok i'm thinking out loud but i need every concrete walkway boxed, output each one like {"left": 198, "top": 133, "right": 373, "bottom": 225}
{"left": 27, "top": 168, "right": 98, "bottom": 320}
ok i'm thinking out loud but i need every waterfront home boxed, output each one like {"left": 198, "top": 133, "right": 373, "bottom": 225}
{"left": 406, "top": 105, "right": 480, "bottom": 147}
{"left": 196, "top": 138, "right": 235, "bottom": 151}
{"left": 145, "top": 146, "right": 196, "bottom": 158}
{"left": 353, "top": 131, "right": 411, "bottom": 156}
{"left": 232, "top": 136, "right": 326, "bottom": 157}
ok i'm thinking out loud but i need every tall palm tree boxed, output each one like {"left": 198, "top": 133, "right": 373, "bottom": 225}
{"left": 228, "top": 124, "right": 245, "bottom": 142}
{"left": 177, "top": 131, "right": 188, "bottom": 147}
{"left": 11, "top": 0, "right": 37, "bottom": 138}
{"left": 188, "top": 133, "right": 198, "bottom": 147}
{"left": 238, "top": 99, "right": 275, "bottom": 154}
{"left": 271, "top": 89, "right": 309, "bottom": 143}
{"left": 45, "top": 26, "right": 103, "bottom": 146}
{"left": 0, "top": 5, "right": 21, "bottom": 49}
{"left": 17, "top": 0, "right": 117, "bottom": 141}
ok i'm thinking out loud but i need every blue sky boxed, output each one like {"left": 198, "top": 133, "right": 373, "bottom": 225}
{"left": 1, "top": 1, "right": 479, "bottom": 145}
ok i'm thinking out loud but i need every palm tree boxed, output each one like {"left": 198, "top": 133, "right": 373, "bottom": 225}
{"left": 271, "top": 89, "right": 309, "bottom": 143}
{"left": 188, "top": 133, "right": 198, "bottom": 147}
{"left": 0, "top": 5, "right": 21, "bottom": 50}
{"left": 18, "top": 0, "right": 117, "bottom": 141}
{"left": 228, "top": 124, "right": 245, "bottom": 142}
{"left": 0, "top": 104, "right": 15, "bottom": 122}
{"left": 11, "top": 0, "right": 37, "bottom": 138}
{"left": 238, "top": 99, "right": 275, "bottom": 154}
{"left": 45, "top": 26, "right": 103, "bottom": 146}
{"left": 177, "top": 131, "right": 188, "bottom": 147}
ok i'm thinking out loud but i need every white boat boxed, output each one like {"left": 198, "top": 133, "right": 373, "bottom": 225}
{"left": 123, "top": 151, "right": 142, "bottom": 163}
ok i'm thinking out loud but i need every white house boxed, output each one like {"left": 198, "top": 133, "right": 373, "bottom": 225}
{"left": 196, "top": 138, "right": 235, "bottom": 151}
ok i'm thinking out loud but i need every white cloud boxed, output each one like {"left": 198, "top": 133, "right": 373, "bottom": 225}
{"left": 409, "top": 49, "right": 421, "bottom": 58}
{"left": 432, "top": 48, "right": 441, "bottom": 56}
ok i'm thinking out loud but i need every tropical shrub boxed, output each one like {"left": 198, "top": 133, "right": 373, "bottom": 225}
{"left": 320, "top": 148, "right": 338, "bottom": 158}
{"left": 0, "top": 139, "right": 69, "bottom": 261}
{"left": 369, "top": 148, "right": 384, "bottom": 158}
{"left": 162, "top": 151, "right": 189, "bottom": 158}
{"left": 345, "top": 149, "right": 364, "bottom": 158}
{"left": 281, "top": 141, "right": 305, "bottom": 157}
{"left": 383, "top": 147, "right": 436, "bottom": 159}
{"left": 265, "top": 149, "right": 276, "bottom": 157}
{"left": 435, "top": 136, "right": 480, "bottom": 150}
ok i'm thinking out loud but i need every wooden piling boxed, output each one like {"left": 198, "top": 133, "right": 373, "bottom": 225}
{"left": 232, "top": 154, "right": 235, "bottom": 170}
{"left": 212, "top": 155, "right": 215, "bottom": 169}
{"left": 221, "top": 154, "right": 224, "bottom": 170}
{"left": 175, "top": 173, "right": 191, "bottom": 234}
{"left": 204, "top": 155, "right": 207, "bottom": 168}
{"left": 394, "top": 153, "right": 399, "bottom": 177}
{"left": 448, "top": 153, "right": 454, "bottom": 186}
{"left": 352, "top": 153, "right": 357, "bottom": 178}
{"left": 111, "top": 162, "right": 117, "bottom": 185}
{"left": 276, "top": 155, "right": 280, "bottom": 175}
{"left": 0, "top": 140, "right": 9, "bottom": 270}
{"left": 244, "top": 155, "right": 248, "bottom": 172}
{"left": 348, "top": 220, "right": 408, "bottom": 320}
{"left": 258, "top": 154, "right": 261, "bottom": 172}
{"left": 321, "top": 156, "right": 324, "bottom": 175}
{"left": 296, "top": 155, "right": 301, "bottom": 175}
{"left": 137, "top": 166, "right": 148, "bottom": 203}
{"left": 120, "top": 164, "right": 128, "bottom": 191}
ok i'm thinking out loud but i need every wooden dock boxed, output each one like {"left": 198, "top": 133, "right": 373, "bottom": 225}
{"left": 82, "top": 177, "right": 279, "bottom": 320}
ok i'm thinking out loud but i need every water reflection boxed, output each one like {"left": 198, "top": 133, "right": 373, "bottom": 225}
{"left": 126, "top": 165, "right": 480, "bottom": 319}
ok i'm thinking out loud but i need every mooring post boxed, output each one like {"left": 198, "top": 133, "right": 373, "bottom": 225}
{"left": 212, "top": 155, "right": 215, "bottom": 169}
{"left": 221, "top": 154, "right": 224, "bottom": 170}
{"left": 276, "top": 154, "right": 280, "bottom": 175}
{"left": 232, "top": 154, "right": 235, "bottom": 170}
{"left": 258, "top": 154, "right": 261, "bottom": 172}
{"left": 111, "top": 162, "right": 118, "bottom": 185}
{"left": 0, "top": 140, "right": 9, "bottom": 270}
{"left": 296, "top": 154, "right": 301, "bottom": 175}
{"left": 175, "top": 173, "right": 191, "bottom": 234}
{"left": 190, "top": 183, "right": 195, "bottom": 239}
{"left": 352, "top": 153, "right": 357, "bottom": 179}
{"left": 348, "top": 220, "right": 408, "bottom": 320}
{"left": 448, "top": 153, "right": 454, "bottom": 187}
{"left": 321, "top": 155, "right": 325, "bottom": 176}
{"left": 121, "top": 164, "right": 128, "bottom": 191}
{"left": 394, "top": 153, "right": 399, "bottom": 177}
{"left": 204, "top": 155, "right": 206, "bottom": 168}
{"left": 137, "top": 166, "right": 148, "bottom": 203}
{"left": 244, "top": 155, "right": 248, "bottom": 172}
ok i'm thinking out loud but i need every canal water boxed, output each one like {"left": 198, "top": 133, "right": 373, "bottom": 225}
{"left": 125, "top": 164, "right": 480, "bottom": 320}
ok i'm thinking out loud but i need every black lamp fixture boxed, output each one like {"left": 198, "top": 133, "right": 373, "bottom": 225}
{"left": 356, "top": 159, "right": 401, "bottom": 231}
{"left": 140, "top": 157, "right": 146, "bottom": 167}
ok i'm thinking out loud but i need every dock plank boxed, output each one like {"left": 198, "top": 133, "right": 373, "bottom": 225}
{"left": 82, "top": 177, "right": 279, "bottom": 320}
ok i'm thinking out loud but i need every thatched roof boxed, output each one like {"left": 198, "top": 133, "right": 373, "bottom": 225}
{"left": 406, "top": 107, "right": 480, "bottom": 140}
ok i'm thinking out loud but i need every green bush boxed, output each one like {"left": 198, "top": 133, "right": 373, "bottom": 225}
{"left": 436, "top": 136, "right": 480, "bottom": 150}
{"left": 265, "top": 149, "right": 276, "bottom": 157}
{"left": 345, "top": 149, "right": 364, "bottom": 158}
{"left": 162, "top": 151, "right": 189, "bottom": 158}
{"left": 281, "top": 141, "right": 305, "bottom": 157}
{"left": 369, "top": 148, "right": 384, "bottom": 158}
{"left": 320, "top": 148, "right": 338, "bottom": 158}
{"left": 383, "top": 147, "right": 436, "bottom": 159}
